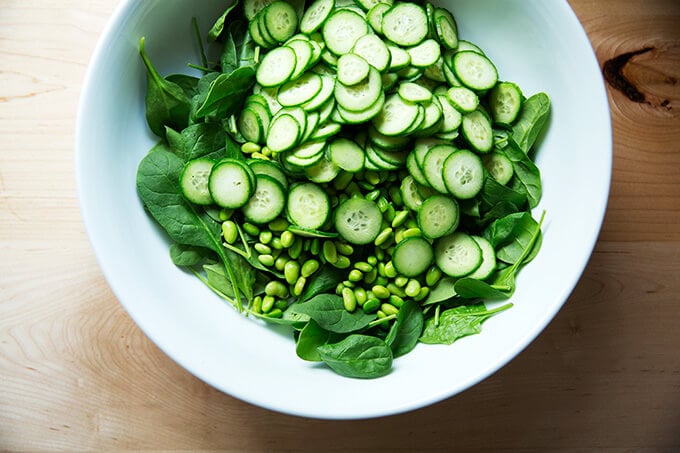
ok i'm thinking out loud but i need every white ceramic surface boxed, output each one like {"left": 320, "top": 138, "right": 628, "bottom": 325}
{"left": 75, "top": 0, "right": 611, "bottom": 419}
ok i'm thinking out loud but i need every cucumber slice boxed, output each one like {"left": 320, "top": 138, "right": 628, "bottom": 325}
{"left": 406, "top": 151, "right": 429, "bottom": 187}
{"left": 277, "top": 72, "right": 323, "bottom": 107}
{"left": 263, "top": 1, "right": 298, "bottom": 43}
{"left": 452, "top": 50, "right": 498, "bottom": 91}
{"left": 398, "top": 82, "right": 433, "bottom": 104}
{"left": 422, "top": 144, "right": 456, "bottom": 193}
{"left": 433, "top": 7, "right": 458, "bottom": 50}
{"left": 208, "top": 159, "right": 256, "bottom": 209}
{"left": 300, "top": 0, "right": 335, "bottom": 34}
{"left": 328, "top": 138, "right": 365, "bottom": 172}
{"left": 466, "top": 236, "right": 497, "bottom": 280}
{"left": 179, "top": 158, "right": 215, "bottom": 205}
{"left": 245, "top": 0, "right": 274, "bottom": 20}
{"left": 334, "top": 66, "right": 382, "bottom": 112}
{"left": 489, "top": 81, "right": 523, "bottom": 126}
{"left": 334, "top": 198, "right": 382, "bottom": 245}
{"left": 302, "top": 74, "right": 335, "bottom": 111}
{"left": 266, "top": 113, "right": 301, "bottom": 152}
{"left": 336, "top": 91, "right": 385, "bottom": 124}
{"left": 256, "top": 46, "right": 297, "bottom": 87}
{"left": 351, "top": 34, "right": 391, "bottom": 72}
{"left": 237, "top": 107, "right": 266, "bottom": 144}
{"left": 322, "top": 9, "right": 369, "bottom": 55}
{"left": 305, "top": 157, "right": 341, "bottom": 183}
{"left": 286, "top": 182, "right": 330, "bottom": 229}
{"left": 437, "top": 94, "right": 463, "bottom": 132}
{"left": 382, "top": 3, "right": 428, "bottom": 47}
{"left": 407, "top": 39, "right": 441, "bottom": 68}
{"left": 372, "top": 93, "right": 420, "bottom": 136}
{"left": 462, "top": 109, "right": 494, "bottom": 153}
{"left": 482, "top": 151, "right": 514, "bottom": 185}
{"left": 337, "top": 53, "right": 370, "bottom": 86}
{"left": 286, "top": 40, "right": 315, "bottom": 80}
{"left": 242, "top": 174, "right": 287, "bottom": 224}
{"left": 442, "top": 149, "right": 484, "bottom": 199}
{"left": 247, "top": 159, "right": 289, "bottom": 190}
{"left": 401, "top": 175, "right": 433, "bottom": 211}
{"left": 387, "top": 44, "right": 411, "bottom": 71}
{"left": 417, "top": 194, "right": 459, "bottom": 239}
{"left": 446, "top": 86, "right": 479, "bottom": 113}
{"left": 392, "top": 237, "right": 434, "bottom": 277}
{"left": 435, "top": 232, "right": 482, "bottom": 277}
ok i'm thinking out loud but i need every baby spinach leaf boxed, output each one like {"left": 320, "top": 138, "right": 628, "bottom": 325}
{"left": 220, "top": 32, "right": 239, "bottom": 74}
{"left": 207, "top": 0, "right": 241, "bottom": 42}
{"left": 477, "top": 201, "right": 521, "bottom": 227}
{"left": 204, "top": 262, "right": 236, "bottom": 297}
{"left": 453, "top": 277, "right": 511, "bottom": 300}
{"left": 420, "top": 303, "right": 513, "bottom": 345}
{"left": 296, "top": 320, "right": 343, "bottom": 362}
{"left": 385, "top": 300, "right": 424, "bottom": 358}
{"left": 298, "top": 266, "right": 346, "bottom": 302}
{"left": 178, "top": 122, "right": 227, "bottom": 161}
{"left": 484, "top": 212, "right": 541, "bottom": 265}
{"left": 195, "top": 66, "right": 256, "bottom": 119}
{"left": 165, "top": 74, "right": 200, "bottom": 98}
{"left": 293, "top": 294, "right": 376, "bottom": 333}
{"left": 478, "top": 175, "right": 527, "bottom": 214}
{"left": 281, "top": 304, "right": 311, "bottom": 329}
{"left": 136, "top": 147, "right": 245, "bottom": 309}
{"left": 317, "top": 335, "right": 393, "bottom": 379}
{"left": 421, "top": 277, "right": 459, "bottom": 306}
{"left": 139, "top": 38, "right": 191, "bottom": 137}
{"left": 503, "top": 141, "right": 542, "bottom": 208}
{"left": 170, "top": 243, "right": 211, "bottom": 266}
{"left": 512, "top": 92, "right": 550, "bottom": 154}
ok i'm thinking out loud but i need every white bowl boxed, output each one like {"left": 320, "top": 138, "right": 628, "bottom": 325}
{"left": 75, "top": 0, "right": 611, "bottom": 419}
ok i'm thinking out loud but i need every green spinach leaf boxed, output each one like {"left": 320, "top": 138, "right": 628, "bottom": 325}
{"left": 195, "top": 66, "right": 256, "bottom": 119}
{"left": 299, "top": 266, "right": 346, "bottom": 302}
{"left": 317, "top": 335, "right": 393, "bottom": 379}
{"left": 293, "top": 294, "right": 376, "bottom": 333}
{"left": 420, "top": 303, "right": 513, "bottom": 345}
{"left": 139, "top": 38, "right": 191, "bottom": 137}
{"left": 296, "top": 320, "right": 342, "bottom": 362}
{"left": 207, "top": 0, "right": 242, "bottom": 42}
{"left": 385, "top": 300, "right": 424, "bottom": 358}
{"left": 512, "top": 92, "right": 550, "bottom": 154}
{"left": 503, "top": 141, "right": 542, "bottom": 208}
{"left": 169, "top": 243, "right": 211, "bottom": 266}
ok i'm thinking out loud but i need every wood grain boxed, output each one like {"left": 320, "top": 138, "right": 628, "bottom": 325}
{"left": 1, "top": 0, "right": 679, "bottom": 451}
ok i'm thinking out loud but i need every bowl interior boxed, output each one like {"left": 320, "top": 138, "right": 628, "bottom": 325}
{"left": 76, "top": 0, "right": 611, "bottom": 419}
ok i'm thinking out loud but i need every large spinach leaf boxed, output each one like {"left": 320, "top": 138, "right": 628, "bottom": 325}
{"left": 194, "top": 66, "right": 256, "bottom": 119}
{"left": 139, "top": 38, "right": 191, "bottom": 137}
{"left": 296, "top": 320, "right": 342, "bottom": 362}
{"left": 420, "top": 303, "right": 513, "bottom": 345}
{"left": 317, "top": 335, "right": 393, "bottom": 379}
{"left": 293, "top": 294, "right": 376, "bottom": 333}
{"left": 512, "top": 92, "right": 550, "bottom": 153}
{"left": 385, "top": 300, "right": 424, "bottom": 358}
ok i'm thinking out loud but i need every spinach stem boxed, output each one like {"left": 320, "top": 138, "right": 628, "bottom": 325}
{"left": 368, "top": 314, "right": 396, "bottom": 328}
{"left": 192, "top": 269, "right": 238, "bottom": 309}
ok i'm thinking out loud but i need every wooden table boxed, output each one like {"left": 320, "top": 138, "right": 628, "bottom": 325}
{"left": 1, "top": 0, "right": 679, "bottom": 450}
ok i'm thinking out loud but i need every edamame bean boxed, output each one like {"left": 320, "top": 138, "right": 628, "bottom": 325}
{"left": 259, "top": 231, "right": 273, "bottom": 244}
{"left": 268, "top": 218, "right": 289, "bottom": 232}
{"left": 322, "top": 240, "right": 338, "bottom": 264}
{"left": 241, "top": 142, "right": 260, "bottom": 154}
{"left": 262, "top": 295, "right": 275, "bottom": 313}
{"left": 348, "top": 269, "right": 363, "bottom": 282}
{"left": 354, "top": 261, "right": 373, "bottom": 273}
{"left": 222, "top": 220, "right": 238, "bottom": 244}
{"left": 366, "top": 256, "right": 378, "bottom": 266}
{"left": 265, "top": 281, "right": 288, "bottom": 298}
{"left": 252, "top": 295, "right": 263, "bottom": 313}
{"left": 372, "top": 285, "right": 390, "bottom": 299}
{"left": 363, "top": 298, "right": 380, "bottom": 314}
{"left": 394, "top": 276, "right": 408, "bottom": 287}
{"left": 243, "top": 222, "right": 260, "bottom": 236}
{"left": 334, "top": 255, "right": 351, "bottom": 269}
{"left": 381, "top": 303, "right": 399, "bottom": 316}
{"left": 386, "top": 283, "right": 406, "bottom": 298}
{"left": 414, "top": 286, "right": 430, "bottom": 302}
{"left": 284, "top": 261, "right": 300, "bottom": 284}
{"left": 354, "top": 287, "right": 367, "bottom": 306}
{"left": 293, "top": 276, "right": 307, "bottom": 296}
{"left": 333, "top": 171, "right": 353, "bottom": 191}
{"left": 342, "top": 287, "right": 357, "bottom": 312}
{"left": 310, "top": 238, "right": 320, "bottom": 256}
{"left": 275, "top": 256, "right": 288, "bottom": 271}
{"left": 405, "top": 279, "right": 422, "bottom": 298}
{"left": 274, "top": 299, "right": 288, "bottom": 311}
{"left": 389, "top": 295, "right": 404, "bottom": 308}
{"left": 301, "top": 259, "right": 320, "bottom": 277}
{"left": 254, "top": 243, "right": 272, "bottom": 255}
{"left": 376, "top": 197, "right": 389, "bottom": 213}
{"left": 270, "top": 237, "right": 283, "bottom": 250}
{"left": 426, "top": 266, "right": 443, "bottom": 287}
{"left": 363, "top": 268, "right": 377, "bottom": 285}
{"left": 251, "top": 152, "right": 269, "bottom": 160}
{"left": 258, "top": 254, "right": 275, "bottom": 267}
{"left": 265, "top": 308, "right": 283, "bottom": 318}
{"left": 288, "top": 238, "right": 303, "bottom": 259}
{"left": 280, "top": 230, "right": 295, "bottom": 248}
{"left": 219, "top": 209, "right": 233, "bottom": 221}
{"left": 364, "top": 171, "right": 381, "bottom": 186}
{"left": 384, "top": 261, "right": 398, "bottom": 278}
{"left": 391, "top": 210, "right": 409, "bottom": 228}
{"left": 335, "top": 242, "right": 354, "bottom": 256}
{"left": 402, "top": 227, "right": 422, "bottom": 239}
{"left": 365, "top": 189, "right": 381, "bottom": 201}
